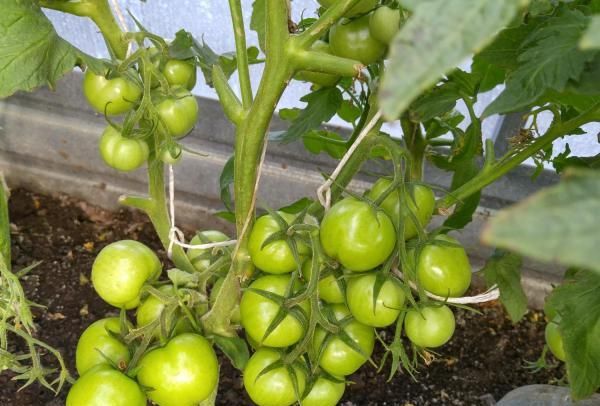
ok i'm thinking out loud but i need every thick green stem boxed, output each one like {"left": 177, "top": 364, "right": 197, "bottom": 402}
{"left": 401, "top": 116, "right": 426, "bottom": 181}
{"left": 227, "top": 0, "right": 253, "bottom": 108}
{"left": 40, "top": 0, "right": 127, "bottom": 59}
{"left": 436, "top": 103, "right": 600, "bottom": 210}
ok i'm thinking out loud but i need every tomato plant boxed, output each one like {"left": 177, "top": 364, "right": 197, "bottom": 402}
{"left": 75, "top": 317, "right": 130, "bottom": 375}
{"left": 66, "top": 365, "right": 146, "bottom": 406}
{"left": 404, "top": 305, "right": 456, "bottom": 348}
{"left": 91, "top": 240, "right": 161, "bottom": 309}
{"left": 320, "top": 197, "right": 395, "bottom": 272}
{"left": 346, "top": 272, "right": 405, "bottom": 327}
{"left": 98, "top": 125, "right": 149, "bottom": 172}
{"left": 82, "top": 70, "right": 142, "bottom": 115}
{"left": 137, "top": 333, "right": 219, "bottom": 406}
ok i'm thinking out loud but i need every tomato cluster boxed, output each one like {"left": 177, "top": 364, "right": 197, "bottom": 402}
{"left": 83, "top": 48, "right": 199, "bottom": 172}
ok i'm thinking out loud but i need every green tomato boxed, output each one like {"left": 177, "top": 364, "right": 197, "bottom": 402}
{"left": 137, "top": 333, "right": 219, "bottom": 406}
{"left": 66, "top": 364, "right": 146, "bottom": 406}
{"left": 91, "top": 240, "right": 161, "bottom": 309}
{"left": 369, "top": 6, "right": 401, "bottom": 45}
{"left": 415, "top": 234, "right": 472, "bottom": 297}
{"left": 75, "top": 317, "right": 130, "bottom": 375}
{"left": 404, "top": 305, "right": 455, "bottom": 348}
{"left": 187, "top": 230, "right": 229, "bottom": 272}
{"left": 210, "top": 277, "right": 241, "bottom": 323}
{"left": 302, "top": 375, "right": 345, "bottom": 406}
{"left": 366, "top": 178, "right": 435, "bottom": 240}
{"left": 160, "top": 143, "right": 183, "bottom": 165}
{"left": 83, "top": 70, "right": 141, "bottom": 116}
{"left": 243, "top": 348, "right": 306, "bottom": 406}
{"left": 163, "top": 59, "right": 197, "bottom": 90}
{"left": 318, "top": 0, "right": 378, "bottom": 17}
{"left": 545, "top": 319, "right": 566, "bottom": 361}
{"left": 248, "top": 212, "right": 309, "bottom": 274}
{"left": 295, "top": 41, "right": 340, "bottom": 87}
{"left": 320, "top": 197, "right": 395, "bottom": 272}
{"left": 313, "top": 304, "right": 375, "bottom": 376}
{"left": 301, "top": 260, "right": 345, "bottom": 304}
{"left": 240, "top": 274, "right": 309, "bottom": 347}
{"left": 98, "top": 126, "right": 149, "bottom": 172}
{"left": 346, "top": 273, "right": 405, "bottom": 327}
{"left": 329, "top": 15, "right": 386, "bottom": 66}
{"left": 156, "top": 86, "right": 199, "bottom": 138}
{"left": 136, "top": 285, "right": 195, "bottom": 336}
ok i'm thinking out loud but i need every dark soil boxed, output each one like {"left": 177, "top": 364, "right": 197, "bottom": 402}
{"left": 1, "top": 188, "right": 564, "bottom": 406}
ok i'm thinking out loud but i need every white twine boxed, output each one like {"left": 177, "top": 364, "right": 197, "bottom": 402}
{"left": 392, "top": 267, "right": 500, "bottom": 304}
{"left": 317, "top": 110, "right": 383, "bottom": 210}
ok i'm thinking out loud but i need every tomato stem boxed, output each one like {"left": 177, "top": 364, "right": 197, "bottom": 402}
{"left": 227, "top": 0, "right": 253, "bottom": 109}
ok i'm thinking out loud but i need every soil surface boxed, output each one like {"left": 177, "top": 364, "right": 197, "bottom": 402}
{"left": 0, "top": 188, "right": 564, "bottom": 406}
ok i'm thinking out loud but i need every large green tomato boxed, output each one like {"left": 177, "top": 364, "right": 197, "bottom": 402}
{"left": 82, "top": 70, "right": 141, "bottom": 115}
{"left": 91, "top": 240, "right": 161, "bottom": 309}
{"left": 329, "top": 15, "right": 386, "bottom": 66}
{"left": 415, "top": 234, "right": 472, "bottom": 297}
{"left": 137, "top": 333, "right": 219, "bottom": 406}
{"left": 66, "top": 364, "right": 146, "bottom": 406}
{"left": 545, "top": 319, "right": 566, "bottom": 361}
{"left": 346, "top": 273, "right": 405, "bottom": 327}
{"left": 240, "top": 274, "right": 309, "bottom": 347}
{"left": 366, "top": 178, "right": 435, "bottom": 240}
{"left": 318, "top": 0, "right": 378, "bottom": 17}
{"left": 210, "top": 277, "right": 241, "bottom": 323}
{"left": 248, "top": 212, "right": 309, "bottom": 274}
{"left": 313, "top": 304, "right": 375, "bottom": 376}
{"left": 136, "top": 285, "right": 195, "bottom": 336}
{"left": 187, "top": 230, "right": 229, "bottom": 272}
{"left": 301, "top": 260, "right": 345, "bottom": 304}
{"left": 320, "top": 197, "right": 395, "bottom": 272}
{"left": 156, "top": 86, "right": 199, "bottom": 138}
{"left": 75, "top": 317, "right": 130, "bottom": 375}
{"left": 404, "top": 305, "right": 455, "bottom": 348}
{"left": 302, "top": 375, "right": 345, "bottom": 406}
{"left": 98, "top": 126, "right": 149, "bottom": 172}
{"left": 163, "top": 59, "right": 197, "bottom": 90}
{"left": 243, "top": 348, "right": 306, "bottom": 406}
{"left": 295, "top": 41, "right": 340, "bottom": 88}
{"left": 369, "top": 6, "right": 401, "bottom": 45}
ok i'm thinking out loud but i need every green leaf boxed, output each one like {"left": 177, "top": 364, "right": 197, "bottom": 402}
{"left": 482, "top": 168, "right": 600, "bottom": 274}
{"left": 219, "top": 156, "right": 235, "bottom": 212}
{"left": 484, "top": 9, "right": 594, "bottom": 117}
{"left": 0, "top": 1, "right": 98, "bottom": 98}
{"left": 482, "top": 250, "right": 527, "bottom": 323}
{"left": 272, "top": 88, "right": 343, "bottom": 144}
{"left": 213, "top": 335, "right": 250, "bottom": 371}
{"left": 337, "top": 100, "right": 361, "bottom": 124}
{"left": 279, "top": 198, "right": 314, "bottom": 215}
{"left": 443, "top": 160, "right": 481, "bottom": 230}
{"left": 380, "top": 0, "right": 523, "bottom": 119}
{"left": 580, "top": 15, "right": 600, "bottom": 50}
{"left": 0, "top": 176, "right": 9, "bottom": 267}
{"left": 545, "top": 270, "right": 600, "bottom": 399}
{"left": 251, "top": 0, "right": 266, "bottom": 53}
{"left": 553, "top": 145, "right": 600, "bottom": 173}
{"left": 302, "top": 130, "right": 347, "bottom": 159}
{"left": 410, "top": 82, "right": 461, "bottom": 122}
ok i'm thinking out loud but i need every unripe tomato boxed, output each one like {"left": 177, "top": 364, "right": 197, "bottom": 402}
{"left": 240, "top": 274, "right": 309, "bottom": 347}
{"left": 302, "top": 375, "right": 346, "bottom": 406}
{"left": 160, "top": 143, "right": 183, "bottom": 165}
{"left": 301, "top": 260, "right": 345, "bottom": 304}
{"left": 346, "top": 273, "right": 406, "bottom": 327}
{"left": 243, "top": 348, "right": 306, "bottom": 406}
{"left": 75, "top": 317, "right": 130, "bottom": 375}
{"left": 136, "top": 285, "right": 195, "bottom": 336}
{"left": 66, "top": 364, "right": 146, "bottom": 406}
{"left": 163, "top": 59, "right": 197, "bottom": 90}
{"left": 366, "top": 178, "right": 435, "bottom": 240}
{"left": 329, "top": 15, "right": 386, "bottom": 65}
{"left": 313, "top": 304, "right": 375, "bottom": 376}
{"left": 248, "top": 212, "right": 310, "bottom": 274}
{"left": 137, "top": 333, "right": 219, "bottom": 406}
{"left": 295, "top": 41, "right": 340, "bottom": 87}
{"left": 369, "top": 6, "right": 401, "bottom": 45}
{"left": 91, "top": 240, "right": 161, "bottom": 309}
{"left": 545, "top": 319, "right": 566, "bottom": 361}
{"left": 187, "top": 230, "right": 229, "bottom": 272}
{"left": 320, "top": 197, "right": 395, "bottom": 272}
{"left": 415, "top": 234, "right": 472, "bottom": 297}
{"left": 156, "top": 86, "right": 199, "bottom": 138}
{"left": 82, "top": 70, "right": 141, "bottom": 115}
{"left": 210, "top": 277, "right": 241, "bottom": 323}
{"left": 98, "top": 126, "right": 149, "bottom": 172}
{"left": 404, "top": 305, "right": 455, "bottom": 348}
{"left": 318, "top": 0, "right": 378, "bottom": 18}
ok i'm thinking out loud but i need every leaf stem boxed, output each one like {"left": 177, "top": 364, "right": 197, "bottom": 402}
{"left": 227, "top": 0, "right": 253, "bottom": 108}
